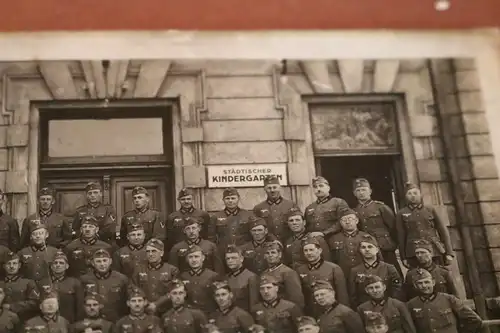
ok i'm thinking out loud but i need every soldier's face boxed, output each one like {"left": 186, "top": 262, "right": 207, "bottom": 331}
{"left": 178, "top": 195, "right": 193, "bottom": 209}
{"left": 39, "top": 195, "right": 54, "bottom": 210}
{"left": 406, "top": 189, "right": 421, "bottom": 204}
{"left": 86, "top": 190, "right": 102, "bottom": 204}
{"left": 223, "top": 195, "right": 239, "bottom": 209}
{"left": 259, "top": 283, "right": 278, "bottom": 301}
{"left": 265, "top": 184, "right": 281, "bottom": 199}
{"left": 146, "top": 246, "right": 164, "bottom": 263}
{"left": 51, "top": 258, "right": 68, "bottom": 274}
{"left": 287, "top": 215, "right": 306, "bottom": 233}
{"left": 40, "top": 297, "right": 59, "bottom": 314}
{"left": 214, "top": 288, "right": 233, "bottom": 308}
{"left": 313, "top": 289, "right": 335, "bottom": 307}
{"left": 359, "top": 242, "right": 379, "bottom": 259}
{"left": 184, "top": 224, "right": 201, "bottom": 239}
{"left": 84, "top": 299, "right": 101, "bottom": 317}
{"left": 298, "top": 325, "right": 320, "bottom": 333}
{"left": 367, "top": 324, "right": 389, "bottom": 333}
{"left": 354, "top": 187, "right": 372, "bottom": 201}
{"left": 414, "top": 277, "right": 435, "bottom": 294}
{"left": 340, "top": 214, "right": 359, "bottom": 231}
{"left": 186, "top": 251, "right": 204, "bottom": 268}
{"left": 313, "top": 183, "right": 330, "bottom": 198}
{"left": 250, "top": 226, "right": 267, "bottom": 242}
{"left": 81, "top": 224, "right": 98, "bottom": 238}
{"left": 92, "top": 257, "right": 112, "bottom": 273}
{"left": 127, "top": 296, "right": 147, "bottom": 313}
{"left": 4, "top": 259, "right": 20, "bottom": 275}
{"left": 264, "top": 249, "right": 282, "bottom": 265}
{"left": 303, "top": 244, "right": 322, "bottom": 262}
{"left": 415, "top": 249, "right": 433, "bottom": 264}
{"left": 31, "top": 228, "right": 48, "bottom": 245}
{"left": 127, "top": 230, "right": 146, "bottom": 245}
{"left": 133, "top": 194, "right": 149, "bottom": 209}
{"left": 225, "top": 252, "right": 244, "bottom": 270}
{"left": 169, "top": 287, "right": 187, "bottom": 306}
{"left": 365, "top": 281, "right": 386, "bottom": 300}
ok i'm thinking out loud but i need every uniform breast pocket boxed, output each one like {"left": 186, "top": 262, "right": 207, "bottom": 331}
{"left": 50, "top": 223, "right": 63, "bottom": 237}
{"left": 435, "top": 309, "right": 455, "bottom": 328}
{"left": 389, "top": 313, "right": 402, "bottom": 328}
{"left": 97, "top": 214, "right": 106, "bottom": 221}
{"left": 109, "top": 285, "right": 122, "bottom": 298}
{"left": 331, "top": 241, "right": 344, "bottom": 251}
{"left": 0, "top": 225, "right": 9, "bottom": 241}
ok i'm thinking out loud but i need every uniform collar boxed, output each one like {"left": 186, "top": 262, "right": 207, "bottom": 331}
{"left": 343, "top": 229, "right": 359, "bottom": 237}
{"left": 39, "top": 209, "right": 53, "bottom": 218}
{"left": 128, "top": 244, "right": 145, "bottom": 251}
{"left": 218, "top": 304, "right": 235, "bottom": 316}
{"left": 189, "top": 268, "right": 205, "bottom": 276}
{"left": 408, "top": 203, "right": 423, "bottom": 211}
{"left": 420, "top": 262, "right": 436, "bottom": 271}
{"left": 51, "top": 273, "right": 66, "bottom": 283}
{"left": 94, "top": 271, "right": 111, "bottom": 280}
{"left": 324, "top": 301, "right": 340, "bottom": 314}
{"left": 135, "top": 206, "right": 149, "bottom": 214}
{"left": 129, "top": 313, "right": 146, "bottom": 320}
{"left": 224, "top": 207, "right": 240, "bottom": 216}
{"left": 187, "top": 238, "right": 201, "bottom": 246}
{"left": 293, "top": 230, "right": 307, "bottom": 241}
{"left": 263, "top": 298, "right": 280, "bottom": 308}
{"left": 252, "top": 239, "right": 267, "bottom": 248}
{"left": 31, "top": 244, "right": 47, "bottom": 252}
{"left": 266, "top": 263, "right": 283, "bottom": 272}
{"left": 148, "top": 261, "right": 163, "bottom": 271}
{"left": 180, "top": 206, "right": 195, "bottom": 214}
{"left": 358, "top": 200, "right": 373, "bottom": 208}
{"left": 419, "top": 292, "right": 437, "bottom": 303}
{"left": 81, "top": 237, "right": 97, "bottom": 246}
{"left": 308, "top": 258, "right": 324, "bottom": 270}
{"left": 371, "top": 297, "right": 387, "bottom": 307}
{"left": 363, "top": 260, "right": 380, "bottom": 269}
{"left": 316, "top": 196, "right": 331, "bottom": 205}
{"left": 4, "top": 275, "right": 20, "bottom": 282}
{"left": 42, "top": 314, "right": 58, "bottom": 322}
{"left": 173, "top": 305, "right": 185, "bottom": 312}
{"left": 229, "top": 266, "right": 245, "bottom": 277}
{"left": 87, "top": 202, "right": 101, "bottom": 209}
{"left": 266, "top": 196, "right": 283, "bottom": 205}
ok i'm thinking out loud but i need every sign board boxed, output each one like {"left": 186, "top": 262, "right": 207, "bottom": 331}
{"left": 207, "top": 164, "right": 288, "bottom": 188}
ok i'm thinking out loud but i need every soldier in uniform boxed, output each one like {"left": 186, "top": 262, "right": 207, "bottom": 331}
{"left": 0, "top": 189, "right": 21, "bottom": 252}
{"left": 284, "top": 207, "right": 330, "bottom": 270}
{"left": 80, "top": 249, "right": 129, "bottom": 322}
{"left": 20, "top": 187, "right": 72, "bottom": 249}
{"left": 348, "top": 234, "right": 403, "bottom": 307}
{"left": 396, "top": 182, "right": 454, "bottom": 268}
{"left": 224, "top": 245, "right": 259, "bottom": 312}
{"left": 251, "top": 275, "right": 303, "bottom": 333}
{"left": 166, "top": 188, "right": 212, "bottom": 249}
{"left": 162, "top": 279, "right": 207, "bottom": 333}
{"left": 178, "top": 244, "right": 220, "bottom": 313}
{"left": 407, "top": 268, "right": 482, "bottom": 333}
{"left": 0, "top": 286, "right": 20, "bottom": 333}
{"left": 304, "top": 177, "right": 350, "bottom": 238}
{"left": 261, "top": 240, "right": 305, "bottom": 309}
{"left": 120, "top": 187, "right": 166, "bottom": 246}
{"left": 364, "top": 312, "right": 389, "bottom": 333}
{"left": 352, "top": 178, "right": 402, "bottom": 276}
{"left": 113, "top": 223, "right": 147, "bottom": 277}
{"left": 0, "top": 252, "right": 39, "bottom": 321}
{"left": 253, "top": 175, "right": 298, "bottom": 242}
{"left": 240, "top": 217, "right": 276, "bottom": 275}
{"left": 207, "top": 280, "right": 255, "bottom": 333}
{"left": 114, "top": 287, "right": 162, "bottom": 333}
{"left": 296, "top": 316, "right": 320, "bottom": 333}
{"left": 23, "top": 291, "right": 70, "bottom": 333}
{"left": 71, "top": 291, "right": 114, "bottom": 333}
{"left": 65, "top": 216, "right": 113, "bottom": 278}
{"left": 169, "top": 217, "right": 223, "bottom": 275}
{"left": 404, "top": 239, "right": 459, "bottom": 299}
{"left": 131, "top": 238, "right": 179, "bottom": 316}
{"left": 38, "top": 251, "right": 84, "bottom": 323}
{"left": 296, "top": 236, "right": 349, "bottom": 314}
{"left": 210, "top": 188, "right": 253, "bottom": 251}
{"left": 311, "top": 280, "right": 365, "bottom": 333}
{"left": 357, "top": 275, "right": 416, "bottom": 333}
{"left": 73, "top": 182, "right": 117, "bottom": 244}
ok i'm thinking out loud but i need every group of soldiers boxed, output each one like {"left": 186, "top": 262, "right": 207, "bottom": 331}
{"left": 0, "top": 174, "right": 485, "bottom": 333}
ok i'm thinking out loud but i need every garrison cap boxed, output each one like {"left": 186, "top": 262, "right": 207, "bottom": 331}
{"left": 41, "top": 290, "right": 59, "bottom": 302}
{"left": 38, "top": 187, "right": 55, "bottom": 197}
{"left": 132, "top": 186, "right": 148, "bottom": 196}
{"left": 364, "top": 311, "right": 387, "bottom": 327}
{"left": 81, "top": 215, "right": 99, "bottom": 227}
{"left": 224, "top": 244, "right": 243, "bottom": 255}
{"left": 312, "top": 176, "right": 329, "bottom": 186}
{"left": 248, "top": 324, "right": 266, "bottom": 333}
{"left": 353, "top": 178, "right": 371, "bottom": 190}
{"left": 286, "top": 207, "right": 303, "bottom": 219}
{"left": 297, "top": 316, "right": 319, "bottom": 328}
{"left": 263, "top": 175, "right": 280, "bottom": 186}
{"left": 413, "top": 239, "right": 434, "bottom": 254}
{"left": 127, "top": 286, "right": 146, "bottom": 299}
{"left": 28, "top": 219, "right": 48, "bottom": 234}
{"left": 185, "top": 244, "right": 203, "bottom": 255}
{"left": 405, "top": 181, "right": 419, "bottom": 193}
{"left": 311, "top": 279, "right": 333, "bottom": 292}
{"left": 222, "top": 188, "right": 239, "bottom": 198}
{"left": 301, "top": 236, "right": 321, "bottom": 249}
{"left": 259, "top": 274, "right": 279, "bottom": 286}
{"left": 414, "top": 268, "right": 433, "bottom": 282}
{"left": 362, "top": 274, "right": 384, "bottom": 288}
{"left": 212, "top": 280, "right": 231, "bottom": 293}
{"left": 264, "top": 240, "right": 283, "bottom": 252}
{"left": 92, "top": 248, "right": 111, "bottom": 259}
{"left": 128, "top": 223, "right": 144, "bottom": 233}
{"left": 85, "top": 182, "right": 101, "bottom": 192}
{"left": 183, "top": 216, "right": 203, "bottom": 228}
{"left": 146, "top": 238, "right": 164, "bottom": 251}
{"left": 52, "top": 251, "right": 68, "bottom": 263}
{"left": 84, "top": 291, "right": 103, "bottom": 303}
{"left": 166, "top": 279, "right": 186, "bottom": 293}
{"left": 360, "top": 234, "right": 379, "bottom": 247}
{"left": 339, "top": 208, "right": 358, "bottom": 219}
{"left": 3, "top": 251, "right": 19, "bottom": 262}
{"left": 248, "top": 216, "right": 267, "bottom": 230}
{"left": 177, "top": 187, "right": 194, "bottom": 199}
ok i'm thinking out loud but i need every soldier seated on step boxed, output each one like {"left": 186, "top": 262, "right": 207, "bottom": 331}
{"left": 112, "top": 222, "right": 148, "bottom": 277}
{"left": 71, "top": 291, "right": 113, "bottom": 333}
{"left": 115, "top": 287, "right": 162, "bottom": 333}
{"left": 23, "top": 290, "right": 70, "bottom": 333}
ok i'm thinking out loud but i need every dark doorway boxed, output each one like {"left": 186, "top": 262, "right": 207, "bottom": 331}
{"left": 316, "top": 155, "right": 404, "bottom": 210}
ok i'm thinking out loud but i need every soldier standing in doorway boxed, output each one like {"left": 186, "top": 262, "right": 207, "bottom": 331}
{"left": 21, "top": 187, "right": 72, "bottom": 249}
{"left": 0, "top": 189, "right": 21, "bottom": 252}
{"left": 73, "top": 182, "right": 117, "bottom": 244}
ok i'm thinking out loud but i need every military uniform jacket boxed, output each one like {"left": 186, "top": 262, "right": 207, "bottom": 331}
{"left": 355, "top": 200, "right": 397, "bottom": 251}
{"left": 396, "top": 204, "right": 453, "bottom": 259}
{"left": 328, "top": 230, "right": 373, "bottom": 277}
{"left": 120, "top": 208, "right": 166, "bottom": 244}
{"left": 407, "top": 292, "right": 482, "bottom": 333}
{"left": 113, "top": 245, "right": 147, "bottom": 277}
{"left": 262, "top": 263, "right": 305, "bottom": 309}
{"left": 166, "top": 207, "right": 212, "bottom": 246}
{"left": 80, "top": 271, "right": 129, "bottom": 322}
{"left": 358, "top": 297, "right": 416, "bottom": 333}
{"left": 210, "top": 208, "right": 253, "bottom": 250}
{"left": 226, "top": 267, "right": 260, "bottom": 312}
{"left": 296, "top": 260, "right": 349, "bottom": 310}
{"left": 317, "top": 302, "right": 365, "bottom": 333}
{"left": 162, "top": 306, "right": 207, "bottom": 333}
{"left": 24, "top": 314, "right": 69, "bottom": 333}
{"left": 208, "top": 305, "right": 254, "bottom": 333}
{"left": 114, "top": 314, "right": 162, "bottom": 333}
{"left": 304, "top": 196, "right": 350, "bottom": 236}
{"left": 251, "top": 299, "right": 302, "bottom": 333}
{"left": 21, "top": 212, "right": 72, "bottom": 249}
{"left": 72, "top": 318, "right": 113, "bottom": 333}
{"left": 0, "top": 211, "right": 20, "bottom": 252}
{"left": 348, "top": 260, "right": 403, "bottom": 307}
{"left": 18, "top": 245, "right": 59, "bottom": 282}
{"left": 65, "top": 238, "right": 113, "bottom": 278}
{"left": 131, "top": 262, "right": 179, "bottom": 308}
{"left": 169, "top": 238, "right": 224, "bottom": 275}
{"left": 0, "top": 309, "right": 19, "bottom": 333}
{"left": 240, "top": 237, "right": 276, "bottom": 275}
{"left": 404, "top": 264, "right": 459, "bottom": 299}
{"left": 73, "top": 204, "right": 117, "bottom": 244}
{"left": 0, "top": 275, "right": 39, "bottom": 319}
{"left": 38, "top": 275, "right": 84, "bottom": 324}
{"left": 179, "top": 268, "right": 220, "bottom": 313}
{"left": 284, "top": 232, "right": 331, "bottom": 270}
{"left": 253, "top": 197, "right": 297, "bottom": 242}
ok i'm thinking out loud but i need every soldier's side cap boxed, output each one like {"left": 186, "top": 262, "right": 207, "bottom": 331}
{"left": 166, "top": 279, "right": 186, "bottom": 293}
{"left": 259, "top": 274, "right": 279, "bottom": 286}
{"left": 84, "top": 291, "right": 103, "bottom": 303}
{"left": 222, "top": 187, "right": 239, "bottom": 198}
{"left": 212, "top": 280, "right": 231, "bottom": 292}
{"left": 183, "top": 216, "right": 203, "bottom": 228}
{"left": 38, "top": 187, "right": 55, "bottom": 197}
{"left": 132, "top": 186, "right": 149, "bottom": 196}
{"left": 3, "top": 251, "right": 19, "bottom": 262}
{"left": 286, "top": 207, "right": 303, "bottom": 219}
{"left": 127, "top": 286, "right": 146, "bottom": 299}
{"left": 52, "top": 250, "right": 68, "bottom": 262}
{"left": 264, "top": 240, "right": 284, "bottom": 251}
{"left": 29, "top": 219, "right": 48, "bottom": 234}
{"left": 41, "top": 290, "right": 59, "bottom": 302}
{"left": 85, "top": 182, "right": 102, "bottom": 192}
{"left": 225, "top": 244, "right": 243, "bottom": 255}
{"left": 414, "top": 268, "right": 433, "bottom": 281}
{"left": 339, "top": 208, "right": 358, "bottom": 219}
{"left": 177, "top": 187, "right": 194, "bottom": 199}
{"left": 248, "top": 324, "right": 266, "bottom": 333}
{"left": 365, "top": 311, "right": 387, "bottom": 327}
{"left": 186, "top": 244, "right": 203, "bottom": 255}
{"left": 312, "top": 176, "right": 329, "bottom": 186}
{"left": 413, "top": 239, "right": 434, "bottom": 254}
{"left": 128, "top": 223, "right": 145, "bottom": 233}
{"left": 146, "top": 238, "right": 164, "bottom": 251}
{"left": 363, "top": 274, "right": 384, "bottom": 288}
{"left": 301, "top": 236, "right": 321, "bottom": 248}
{"left": 248, "top": 216, "right": 267, "bottom": 230}
{"left": 92, "top": 248, "right": 111, "bottom": 259}
{"left": 359, "top": 234, "right": 379, "bottom": 247}
{"left": 81, "top": 215, "right": 99, "bottom": 226}
{"left": 297, "top": 316, "right": 319, "bottom": 328}
{"left": 311, "top": 279, "right": 334, "bottom": 292}
{"left": 405, "top": 181, "right": 419, "bottom": 193}
{"left": 263, "top": 175, "right": 280, "bottom": 186}
{"left": 353, "top": 178, "right": 370, "bottom": 190}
